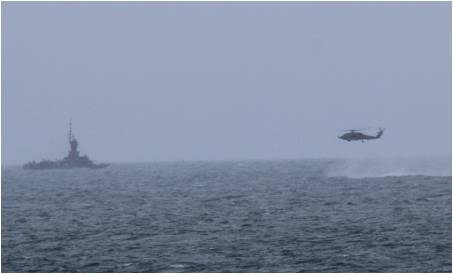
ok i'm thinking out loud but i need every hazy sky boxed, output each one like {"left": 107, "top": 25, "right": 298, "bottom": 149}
{"left": 2, "top": 2, "right": 451, "bottom": 164}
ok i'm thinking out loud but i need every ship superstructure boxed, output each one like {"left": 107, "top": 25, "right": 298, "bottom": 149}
{"left": 23, "top": 120, "right": 109, "bottom": 170}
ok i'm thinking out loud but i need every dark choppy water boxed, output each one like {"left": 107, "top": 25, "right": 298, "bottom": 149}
{"left": 2, "top": 160, "right": 451, "bottom": 272}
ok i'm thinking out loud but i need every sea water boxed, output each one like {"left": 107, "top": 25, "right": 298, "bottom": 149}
{"left": 2, "top": 159, "right": 451, "bottom": 272}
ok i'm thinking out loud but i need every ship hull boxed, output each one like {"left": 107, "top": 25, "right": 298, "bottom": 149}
{"left": 23, "top": 161, "right": 110, "bottom": 170}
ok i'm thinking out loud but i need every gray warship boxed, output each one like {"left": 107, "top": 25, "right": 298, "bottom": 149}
{"left": 23, "top": 121, "right": 109, "bottom": 170}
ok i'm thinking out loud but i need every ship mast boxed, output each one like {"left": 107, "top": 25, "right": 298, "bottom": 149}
{"left": 68, "top": 118, "right": 73, "bottom": 143}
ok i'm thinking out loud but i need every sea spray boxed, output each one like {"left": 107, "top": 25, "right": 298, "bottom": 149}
{"left": 325, "top": 156, "right": 451, "bottom": 178}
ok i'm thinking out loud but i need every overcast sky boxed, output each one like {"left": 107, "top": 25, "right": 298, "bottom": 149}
{"left": 2, "top": 2, "right": 451, "bottom": 165}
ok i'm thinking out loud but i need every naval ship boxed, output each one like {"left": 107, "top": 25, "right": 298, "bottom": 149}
{"left": 23, "top": 121, "right": 109, "bottom": 170}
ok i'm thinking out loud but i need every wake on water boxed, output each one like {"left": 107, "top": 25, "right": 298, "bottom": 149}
{"left": 325, "top": 156, "right": 451, "bottom": 178}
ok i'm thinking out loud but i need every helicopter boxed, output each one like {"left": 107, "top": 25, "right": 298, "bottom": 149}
{"left": 338, "top": 128, "right": 384, "bottom": 143}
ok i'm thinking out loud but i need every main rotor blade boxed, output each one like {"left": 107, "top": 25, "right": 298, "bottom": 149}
{"left": 340, "top": 127, "right": 370, "bottom": 132}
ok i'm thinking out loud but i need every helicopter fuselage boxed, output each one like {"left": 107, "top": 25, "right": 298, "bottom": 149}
{"left": 338, "top": 129, "right": 384, "bottom": 142}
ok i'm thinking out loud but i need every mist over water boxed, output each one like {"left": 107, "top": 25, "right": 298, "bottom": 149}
{"left": 325, "top": 156, "right": 452, "bottom": 178}
{"left": 2, "top": 2, "right": 451, "bottom": 164}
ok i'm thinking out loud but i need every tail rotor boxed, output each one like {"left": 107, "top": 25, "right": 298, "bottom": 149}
{"left": 376, "top": 128, "right": 385, "bottom": 138}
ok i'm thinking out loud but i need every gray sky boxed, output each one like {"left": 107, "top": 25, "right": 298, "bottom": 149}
{"left": 2, "top": 2, "right": 451, "bottom": 165}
